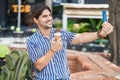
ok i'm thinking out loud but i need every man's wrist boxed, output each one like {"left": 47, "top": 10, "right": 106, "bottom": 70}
{"left": 50, "top": 48, "right": 56, "bottom": 53}
{"left": 97, "top": 30, "right": 106, "bottom": 39}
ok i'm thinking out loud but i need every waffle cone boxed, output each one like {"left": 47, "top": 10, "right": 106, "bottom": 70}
{"left": 55, "top": 36, "right": 60, "bottom": 40}
{"left": 54, "top": 29, "right": 61, "bottom": 41}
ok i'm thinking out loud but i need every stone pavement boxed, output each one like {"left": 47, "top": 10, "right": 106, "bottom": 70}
{"left": 0, "top": 37, "right": 27, "bottom": 49}
{"left": 67, "top": 50, "right": 120, "bottom": 80}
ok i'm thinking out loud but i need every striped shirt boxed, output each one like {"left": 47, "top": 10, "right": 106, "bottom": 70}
{"left": 27, "top": 28, "right": 76, "bottom": 80}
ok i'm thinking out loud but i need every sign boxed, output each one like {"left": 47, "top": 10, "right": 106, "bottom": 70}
{"left": 12, "top": 5, "right": 31, "bottom": 13}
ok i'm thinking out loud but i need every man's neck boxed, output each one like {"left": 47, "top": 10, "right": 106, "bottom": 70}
{"left": 39, "top": 27, "right": 51, "bottom": 38}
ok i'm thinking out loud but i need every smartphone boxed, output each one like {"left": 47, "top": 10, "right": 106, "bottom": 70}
{"left": 102, "top": 10, "right": 107, "bottom": 22}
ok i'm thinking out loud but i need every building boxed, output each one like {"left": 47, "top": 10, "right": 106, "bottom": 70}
{"left": 0, "top": 0, "right": 108, "bottom": 29}
{"left": 0, "top": 0, "right": 45, "bottom": 28}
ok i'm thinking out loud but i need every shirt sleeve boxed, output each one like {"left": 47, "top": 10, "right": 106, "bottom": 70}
{"left": 62, "top": 30, "right": 76, "bottom": 44}
{"left": 27, "top": 39, "right": 43, "bottom": 63}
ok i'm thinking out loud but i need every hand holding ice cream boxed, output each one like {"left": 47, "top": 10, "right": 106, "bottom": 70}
{"left": 50, "top": 28, "right": 62, "bottom": 53}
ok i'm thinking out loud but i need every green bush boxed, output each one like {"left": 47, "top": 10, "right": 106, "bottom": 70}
{"left": 0, "top": 44, "right": 9, "bottom": 58}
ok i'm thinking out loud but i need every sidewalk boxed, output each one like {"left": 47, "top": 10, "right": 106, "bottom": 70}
{"left": 0, "top": 37, "right": 27, "bottom": 49}
{"left": 67, "top": 50, "right": 120, "bottom": 80}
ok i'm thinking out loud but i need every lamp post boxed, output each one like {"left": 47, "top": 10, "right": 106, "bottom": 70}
{"left": 45, "top": 0, "right": 52, "bottom": 10}
{"left": 17, "top": 0, "right": 21, "bottom": 30}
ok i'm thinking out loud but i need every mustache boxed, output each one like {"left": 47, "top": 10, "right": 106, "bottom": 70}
{"left": 45, "top": 27, "right": 51, "bottom": 29}
{"left": 45, "top": 20, "right": 52, "bottom": 23}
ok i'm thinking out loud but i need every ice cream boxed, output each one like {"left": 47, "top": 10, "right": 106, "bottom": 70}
{"left": 54, "top": 29, "right": 61, "bottom": 40}
{"left": 54, "top": 32, "right": 61, "bottom": 40}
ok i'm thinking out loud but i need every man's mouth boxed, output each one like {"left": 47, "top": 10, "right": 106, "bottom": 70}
{"left": 46, "top": 21, "right": 52, "bottom": 25}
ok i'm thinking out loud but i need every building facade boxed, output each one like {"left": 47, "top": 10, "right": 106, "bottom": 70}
{"left": 0, "top": 0, "right": 108, "bottom": 28}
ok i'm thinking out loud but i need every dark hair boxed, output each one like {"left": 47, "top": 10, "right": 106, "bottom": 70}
{"left": 31, "top": 4, "right": 51, "bottom": 19}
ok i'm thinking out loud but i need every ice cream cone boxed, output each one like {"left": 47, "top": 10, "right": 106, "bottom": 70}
{"left": 54, "top": 28, "right": 61, "bottom": 40}
{"left": 54, "top": 32, "right": 61, "bottom": 40}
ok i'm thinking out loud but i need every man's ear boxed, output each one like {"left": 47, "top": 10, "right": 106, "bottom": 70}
{"left": 33, "top": 18, "right": 38, "bottom": 24}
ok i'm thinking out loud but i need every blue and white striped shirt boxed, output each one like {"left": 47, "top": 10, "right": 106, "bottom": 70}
{"left": 27, "top": 28, "right": 76, "bottom": 80}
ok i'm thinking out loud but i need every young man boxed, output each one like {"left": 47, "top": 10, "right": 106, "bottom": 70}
{"left": 27, "top": 4, "right": 113, "bottom": 80}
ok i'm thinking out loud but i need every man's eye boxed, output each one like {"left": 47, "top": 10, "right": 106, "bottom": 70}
{"left": 49, "top": 14, "right": 52, "bottom": 16}
{"left": 43, "top": 15, "right": 47, "bottom": 17}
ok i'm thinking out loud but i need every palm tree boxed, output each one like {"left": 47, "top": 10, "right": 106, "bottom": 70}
{"left": 109, "top": 0, "right": 120, "bottom": 65}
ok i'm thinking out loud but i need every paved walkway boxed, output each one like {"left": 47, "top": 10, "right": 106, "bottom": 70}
{"left": 67, "top": 50, "right": 120, "bottom": 80}
{"left": 0, "top": 37, "right": 27, "bottom": 48}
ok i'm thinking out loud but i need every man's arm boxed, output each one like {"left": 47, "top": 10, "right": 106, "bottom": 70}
{"left": 71, "top": 22, "right": 113, "bottom": 45}
{"left": 34, "top": 48, "right": 55, "bottom": 71}
{"left": 71, "top": 32, "right": 98, "bottom": 44}
{"left": 34, "top": 38, "right": 62, "bottom": 71}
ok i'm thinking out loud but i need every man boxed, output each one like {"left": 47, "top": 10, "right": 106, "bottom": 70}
{"left": 27, "top": 4, "right": 113, "bottom": 80}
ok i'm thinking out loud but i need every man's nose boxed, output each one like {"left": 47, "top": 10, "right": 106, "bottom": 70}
{"left": 48, "top": 16, "right": 52, "bottom": 20}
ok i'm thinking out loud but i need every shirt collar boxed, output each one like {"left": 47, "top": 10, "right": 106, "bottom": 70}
{"left": 36, "top": 28, "right": 55, "bottom": 38}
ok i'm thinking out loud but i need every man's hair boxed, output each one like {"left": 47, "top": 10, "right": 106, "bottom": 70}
{"left": 31, "top": 4, "right": 51, "bottom": 19}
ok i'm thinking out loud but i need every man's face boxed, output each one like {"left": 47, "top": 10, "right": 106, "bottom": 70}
{"left": 34, "top": 9, "right": 53, "bottom": 29}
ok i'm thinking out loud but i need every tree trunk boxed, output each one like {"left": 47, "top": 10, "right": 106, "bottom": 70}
{"left": 109, "top": 0, "right": 120, "bottom": 65}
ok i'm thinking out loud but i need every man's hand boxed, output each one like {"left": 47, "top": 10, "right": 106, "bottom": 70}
{"left": 50, "top": 37, "right": 62, "bottom": 53}
{"left": 97, "top": 22, "right": 113, "bottom": 38}
{"left": 34, "top": 38, "right": 62, "bottom": 71}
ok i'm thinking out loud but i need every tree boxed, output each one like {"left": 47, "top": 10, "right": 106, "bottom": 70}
{"left": 109, "top": 0, "right": 120, "bottom": 65}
